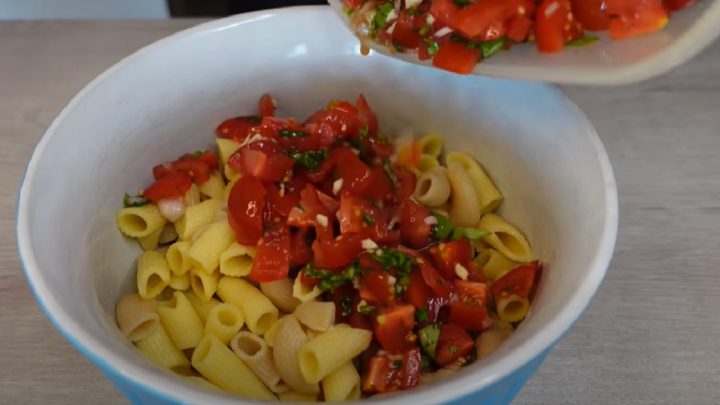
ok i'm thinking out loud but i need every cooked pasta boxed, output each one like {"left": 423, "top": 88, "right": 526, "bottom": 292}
{"left": 168, "top": 272, "right": 190, "bottom": 291}
{"left": 496, "top": 294, "right": 530, "bottom": 323}
{"left": 476, "top": 324, "right": 513, "bottom": 360}
{"left": 278, "top": 391, "right": 318, "bottom": 402}
{"left": 176, "top": 199, "right": 223, "bottom": 241}
{"left": 138, "top": 225, "right": 164, "bottom": 251}
{"left": 224, "top": 163, "right": 242, "bottom": 182}
{"left": 292, "top": 272, "right": 322, "bottom": 302}
{"left": 135, "top": 325, "right": 189, "bottom": 369}
{"left": 478, "top": 213, "right": 533, "bottom": 262}
{"left": 184, "top": 376, "right": 220, "bottom": 391}
{"left": 191, "top": 334, "right": 276, "bottom": 400}
{"left": 158, "top": 224, "right": 179, "bottom": 245}
{"left": 217, "top": 277, "right": 278, "bottom": 335}
{"left": 446, "top": 151, "right": 503, "bottom": 214}
{"left": 199, "top": 172, "right": 225, "bottom": 200}
{"left": 223, "top": 176, "right": 241, "bottom": 202}
{"left": 230, "top": 331, "right": 285, "bottom": 393}
{"left": 272, "top": 315, "right": 319, "bottom": 394}
{"left": 117, "top": 204, "right": 166, "bottom": 238}
{"left": 216, "top": 138, "right": 242, "bottom": 168}
{"left": 204, "top": 303, "right": 245, "bottom": 344}
{"left": 293, "top": 301, "right": 335, "bottom": 332}
{"left": 136, "top": 251, "right": 171, "bottom": 299}
{"left": 474, "top": 248, "right": 519, "bottom": 282}
{"left": 219, "top": 242, "right": 256, "bottom": 277}
{"left": 416, "top": 154, "right": 440, "bottom": 173}
{"left": 157, "top": 291, "right": 204, "bottom": 350}
{"left": 322, "top": 362, "right": 361, "bottom": 402}
{"left": 417, "top": 133, "right": 443, "bottom": 158}
{"left": 166, "top": 241, "right": 193, "bottom": 276}
{"left": 189, "top": 268, "right": 220, "bottom": 302}
{"left": 263, "top": 316, "right": 286, "bottom": 348}
{"left": 261, "top": 279, "right": 301, "bottom": 313}
{"left": 298, "top": 326, "right": 373, "bottom": 384}
{"left": 116, "top": 293, "right": 159, "bottom": 342}
{"left": 185, "top": 183, "right": 201, "bottom": 206}
{"left": 188, "top": 220, "right": 235, "bottom": 273}
{"left": 414, "top": 167, "right": 451, "bottom": 207}
{"left": 446, "top": 161, "right": 482, "bottom": 227}
{"left": 185, "top": 293, "right": 221, "bottom": 322}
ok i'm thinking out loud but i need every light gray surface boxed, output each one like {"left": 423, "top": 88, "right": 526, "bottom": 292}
{"left": 1, "top": 19, "right": 718, "bottom": 405}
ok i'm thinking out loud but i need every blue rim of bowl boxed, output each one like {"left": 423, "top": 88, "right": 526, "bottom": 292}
{"left": 16, "top": 6, "right": 619, "bottom": 405}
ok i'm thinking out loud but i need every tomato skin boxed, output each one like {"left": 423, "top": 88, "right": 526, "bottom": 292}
{"left": 228, "top": 140, "right": 295, "bottom": 183}
{"left": 664, "top": 0, "right": 693, "bottom": 11}
{"left": 572, "top": 0, "right": 611, "bottom": 31}
{"left": 428, "top": 239, "right": 473, "bottom": 279}
{"left": 172, "top": 158, "right": 211, "bottom": 183}
{"left": 507, "top": 15, "right": 533, "bottom": 42}
{"left": 227, "top": 176, "right": 266, "bottom": 245}
{"left": 359, "top": 270, "right": 393, "bottom": 305}
{"left": 430, "top": 0, "right": 462, "bottom": 27}
{"left": 607, "top": 0, "right": 668, "bottom": 39}
{"left": 400, "top": 347, "right": 422, "bottom": 389}
{"left": 307, "top": 147, "right": 372, "bottom": 198}
{"left": 143, "top": 172, "right": 192, "bottom": 203}
{"left": 215, "top": 115, "right": 260, "bottom": 142}
{"left": 355, "top": 94, "right": 378, "bottom": 138}
{"left": 264, "top": 183, "right": 298, "bottom": 222}
{"left": 491, "top": 261, "right": 539, "bottom": 300}
{"left": 374, "top": 305, "right": 416, "bottom": 353}
{"left": 392, "top": 11, "right": 424, "bottom": 49}
{"left": 249, "top": 225, "right": 291, "bottom": 283}
{"left": 289, "top": 228, "right": 312, "bottom": 266}
{"left": 312, "top": 234, "right": 364, "bottom": 270}
{"left": 449, "top": 280, "right": 493, "bottom": 331}
{"left": 535, "top": 0, "right": 582, "bottom": 53}
{"left": 453, "top": 0, "right": 518, "bottom": 39}
{"left": 418, "top": 260, "right": 452, "bottom": 299}
{"left": 362, "top": 355, "right": 392, "bottom": 393}
{"left": 258, "top": 93, "right": 276, "bottom": 117}
{"left": 405, "top": 270, "right": 434, "bottom": 309}
{"left": 399, "top": 200, "right": 432, "bottom": 249}
{"left": 432, "top": 41, "right": 481, "bottom": 74}
{"left": 435, "top": 324, "right": 475, "bottom": 366}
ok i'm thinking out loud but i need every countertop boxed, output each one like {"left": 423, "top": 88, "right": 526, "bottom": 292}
{"left": 1, "top": 19, "right": 719, "bottom": 405}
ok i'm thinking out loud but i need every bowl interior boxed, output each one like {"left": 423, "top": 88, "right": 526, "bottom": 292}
{"left": 17, "top": 7, "right": 617, "bottom": 404}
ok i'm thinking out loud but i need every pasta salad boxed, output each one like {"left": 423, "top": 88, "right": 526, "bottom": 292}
{"left": 115, "top": 94, "right": 541, "bottom": 401}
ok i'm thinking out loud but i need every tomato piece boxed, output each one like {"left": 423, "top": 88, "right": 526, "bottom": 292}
{"left": 430, "top": 0, "right": 462, "bottom": 27}
{"left": 143, "top": 172, "right": 192, "bottom": 203}
{"left": 215, "top": 115, "right": 260, "bottom": 142}
{"left": 392, "top": 164, "right": 416, "bottom": 204}
{"left": 664, "top": 0, "right": 694, "bottom": 11}
{"left": 359, "top": 270, "right": 393, "bottom": 305}
{"left": 491, "top": 261, "right": 539, "bottom": 300}
{"left": 337, "top": 193, "right": 382, "bottom": 238}
{"left": 404, "top": 269, "right": 434, "bottom": 309}
{"left": 607, "top": 0, "right": 668, "bottom": 39}
{"left": 399, "top": 200, "right": 432, "bottom": 249}
{"left": 195, "top": 150, "right": 219, "bottom": 169}
{"left": 258, "top": 93, "right": 276, "bottom": 117}
{"left": 312, "top": 234, "right": 364, "bottom": 270}
{"left": 227, "top": 176, "right": 266, "bottom": 245}
{"left": 428, "top": 239, "right": 473, "bottom": 279}
{"left": 419, "top": 260, "right": 452, "bottom": 299}
{"left": 264, "top": 183, "right": 298, "bottom": 222}
{"left": 453, "top": 0, "right": 518, "bottom": 39}
{"left": 572, "top": 0, "right": 611, "bottom": 31}
{"left": 392, "top": 11, "right": 424, "bottom": 49}
{"left": 362, "top": 355, "right": 393, "bottom": 393}
{"left": 400, "top": 347, "right": 421, "bottom": 389}
{"left": 289, "top": 228, "right": 312, "bottom": 266}
{"left": 507, "top": 15, "right": 533, "bottom": 42}
{"left": 308, "top": 147, "right": 374, "bottom": 197}
{"left": 228, "top": 140, "right": 295, "bottom": 183}
{"left": 172, "top": 158, "right": 211, "bottom": 183}
{"left": 356, "top": 94, "right": 378, "bottom": 138}
{"left": 436, "top": 324, "right": 475, "bottom": 366}
{"left": 152, "top": 162, "right": 174, "bottom": 180}
{"left": 316, "top": 189, "right": 340, "bottom": 214}
{"left": 432, "top": 41, "right": 481, "bottom": 75}
{"left": 535, "top": 0, "right": 582, "bottom": 53}
{"left": 374, "top": 305, "right": 416, "bottom": 353}
{"left": 449, "top": 280, "right": 492, "bottom": 331}
{"left": 249, "top": 225, "right": 291, "bottom": 283}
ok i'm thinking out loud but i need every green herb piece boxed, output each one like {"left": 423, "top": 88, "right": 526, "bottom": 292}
{"left": 302, "top": 263, "right": 364, "bottom": 292}
{"left": 450, "top": 34, "right": 465, "bottom": 43}
{"left": 123, "top": 193, "right": 149, "bottom": 207}
{"left": 371, "top": 2, "right": 395, "bottom": 37}
{"left": 418, "top": 323, "right": 441, "bottom": 359}
{"left": 448, "top": 345, "right": 459, "bottom": 354}
{"left": 415, "top": 307, "right": 429, "bottom": 323}
{"left": 370, "top": 248, "right": 415, "bottom": 297}
{"left": 568, "top": 34, "right": 599, "bottom": 47}
{"left": 291, "top": 149, "right": 328, "bottom": 172}
{"left": 340, "top": 295, "right": 353, "bottom": 317}
{"left": 382, "top": 159, "right": 398, "bottom": 186}
{"left": 432, "top": 212, "right": 455, "bottom": 241}
{"left": 392, "top": 42, "right": 403, "bottom": 52}
{"left": 362, "top": 213, "right": 375, "bottom": 225}
{"left": 451, "top": 227, "right": 491, "bottom": 241}
{"left": 406, "top": 7, "right": 419, "bottom": 15}
{"left": 358, "top": 304, "right": 377, "bottom": 314}
{"left": 420, "top": 353, "right": 433, "bottom": 369}
{"left": 481, "top": 38, "right": 505, "bottom": 59}
{"left": 392, "top": 359, "right": 404, "bottom": 368}
{"left": 358, "top": 126, "right": 369, "bottom": 138}
{"left": 279, "top": 129, "right": 308, "bottom": 138}
{"left": 419, "top": 23, "right": 432, "bottom": 37}
{"left": 424, "top": 38, "right": 440, "bottom": 56}
{"left": 191, "top": 149, "right": 204, "bottom": 158}
{"left": 453, "top": 0, "right": 469, "bottom": 6}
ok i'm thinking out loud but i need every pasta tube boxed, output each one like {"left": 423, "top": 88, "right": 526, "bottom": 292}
{"left": 116, "top": 204, "right": 166, "bottom": 238}
{"left": 199, "top": 172, "right": 225, "bottom": 201}
{"left": 272, "top": 315, "right": 319, "bottom": 394}
{"left": 136, "top": 251, "right": 171, "bottom": 299}
{"left": 166, "top": 241, "right": 193, "bottom": 276}
{"left": 322, "top": 362, "right": 361, "bottom": 402}
{"left": 496, "top": 294, "right": 530, "bottom": 323}
{"left": 414, "top": 167, "right": 451, "bottom": 207}
{"left": 219, "top": 242, "right": 256, "bottom": 277}
{"left": 474, "top": 248, "right": 519, "bottom": 282}
{"left": 230, "top": 331, "right": 285, "bottom": 393}
{"left": 189, "top": 268, "right": 220, "bottom": 302}
{"left": 293, "top": 301, "right": 335, "bottom": 332}
{"left": 115, "top": 293, "right": 159, "bottom": 341}
{"left": 261, "top": 279, "right": 301, "bottom": 313}
{"left": 298, "top": 325, "right": 372, "bottom": 384}
{"left": 217, "top": 277, "right": 278, "bottom": 335}
{"left": 176, "top": 199, "right": 223, "bottom": 241}
{"left": 157, "top": 291, "right": 204, "bottom": 350}
{"left": 417, "top": 133, "right": 443, "bottom": 158}
{"left": 446, "top": 151, "right": 503, "bottom": 214}
{"left": 478, "top": 213, "right": 533, "bottom": 263}
{"left": 447, "top": 162, "right": 482, "bottom": 227}
{"left": 188, "top": 220, "right": 235, "bottom": 273}
{"left": 185, "top": 293, "right": 221, "bottom": 322}
{"left": 135, "top": 325, "right": 189, "bottom": 369}
{"left": 204, "top": 303, "right": 245, "bottom": 345}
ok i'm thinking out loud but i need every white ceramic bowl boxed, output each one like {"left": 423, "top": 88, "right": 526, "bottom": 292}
{"left": 328, "top": 0, "right": 720, "bottom": 85}
{"left": 17, "top": 6, "right": 618, "bottom": 405}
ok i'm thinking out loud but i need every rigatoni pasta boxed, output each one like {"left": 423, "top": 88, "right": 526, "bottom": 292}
{"left": 157, "top": 291, "right": 204, "bottom": 350}
{"left": 272, "top": 315, "right": 319, "bottom": 394}
{"left": 446, "top": 161, "right": 482, "bottom": 227}
{"left": 166, "top": 241, "right": 193, "bottom": 276}
{"left": 135, "top": 325, "right": 189, "bottom": 369}
{"left": 188, "top": 220, "right": 235, "bottom": 273}
{"left": 293, "top": 301, "right": 335, "bottom": 332}
{"left": 261, "top": 279, "right": 301, "bottom": 313}
{"left": 189, "top": 268, "right": 220, "bottom": 302}
{"left": 136, "top": 251, "right": 171, "bottom": 299}
{"left": 219, "top": 242, "right": 255, "bottom": 277}
{"left": 204, "top": 303, "right": 244, "bottom": 345}
{"left": 217, "top": 277, "right": 278, "bottom": 335}
{"left": 230, "top": 331, "right": 285, "bottom": 393}
{"left": 478, "top": 213, "right": 534, "bottom": 263}
{"left": 414, "top": 167, "right": 451, "bottom": 207}
{"left": 298, "top": 326, "right": 373, "bottom": 384}
{"left": 116, "top": 293, "right": 159, "bottom": 342}
{"left": 445, "top": 151, "right": 503, "bottom": 214}
{"left": 322, "top": 362, "right": 361, "bottom": 402}
{"left": 116, "top": 204, "right": 166, "bottom": 238}
{"left": 176, "top": 199, "right": 223, "bottom": 242}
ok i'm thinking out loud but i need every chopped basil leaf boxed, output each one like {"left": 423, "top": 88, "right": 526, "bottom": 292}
{"left": 419, "top": 24, "right": 432, "bottom": 37}
{"left": 291, "top": 149, "right": 328, "bottom": 172}
{"left": 191, "top": 149, "right": 204, "bottom": 158}
{"left": 450, "top": 34, "right": 464, "bottom": 43}
{"left": 358, "top": 304, "right": 377, "bottom": 314}
{"left": 406, "top": 7, "right": 419, "bottom": 15}
{"left": 451, "top": 227, "right": 490, "bottom": 241}
{"left": 415, "top": 307, "right": 429, "bottom": 323}
{"left": 453, "top": 0, "right": 469, "bottom": 6}
{"left": 358, "top": 126, "right": 369, "bottom": 138}
{"left": 418, "top": 323, "right": 441, "bottom": 359}
{"left": 392, "top": 359, "right": 404, "bottom": 368}
{"left": 392, "top": 42, "right": 403, "bottom": 52}
{"left": 123, "top": 193, "right": 149, "bottom": 208}
{"left": 302, "top": 263, "right": 364, "bottom": 292}
{"left": 340, "top": 295, "right": 353, "bottom": 317}
{"left": 279, "top": 129, "right": 308, "bottom": 138}
{"left": 420, "top": 353, "right": 433, "bottom": 370}
{"left": 371, "top": 2, "right": 395, "bottom": 37}
{"left": 432, "top": 212, "right": 455, "bottom": 241}
{"left": 568, "top": 34, "right": 599, "bottom": 47}
{"left": 370, "top": 248, "right": 415, "bottom": 297}
{"left": 424, "top": 38, "right": 440, "bottom": 56}
{"left": 362, "top": 213, "right": 375, "bottom": 225}
{"left": 382, "top": 159, "right": 398, "bottom": 186}
{"left": 481, "top": 38, "right": 505, "bottom": 59}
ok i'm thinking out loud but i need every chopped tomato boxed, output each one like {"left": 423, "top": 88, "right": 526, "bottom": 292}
{"left": 392, "top": 11, "right": 424, "bottom": 49}
{"left": 432, "top": 41, "right": 481, "bottom": 74}
{"left": 404, "top": 270, "right": 434, "bottom": 309}
{"left": 453, "top": 0, "right": 518, "bottom": 39}
{"left": 307, "top": 147, "right": 373, "bottom": 197}
{"left": 355, "top": 94, "right": 378, "bottom": 138}
{"left": 258, "top": 93, "right": 276, "bottom": 117}
{"left": 289, "top": 228, "right": 312, "bottom": 266}
{"left": 430, "top": 0, "right": 462, "bottom": 27}
{"left": 428, "top": 239, "right": 472, "bottom": 279}
{"left": 228, "top": 140, "right": 295, "bottom": 183}
{"left": 249, "top": 225, "right": 291, "bottom": 283}
{"left": 418, "top": 260, "right": 452, "bottom": 299}
{"left": 491, "top": 261, "right": 539, "bottom": 300}
{"left": 337, "top": 193, "right": 382, "bottom": 238}
{"left": 143, "top": 172, "right": 192, "bottom": 203}
{"left": 507, "top": 15, "right": 533, "bottom": 42}
{"left": 399, "top": 200, "right": 432, "bottom": 249}
{"left": 391, "top": 165, "right": 416, "bottom": 204}
{"left": 449, "top": 280, "right": 492, "bottom": 331}
{"left": 400, "top": 348, "right": 421, "bottom": 389}
{"left": 362, "top": 355, "right": 392, "bottom": 393}
{"left": 287, "top": 184, "right": 330, "bottom": 227}
{"left": 215, "top": 115, "right": 260, "bottom": 142}
{"left": 312, "top": 234, "right": 364, "bottom": 270}
{"left": 172, "top": 158, "right": 211, "bottom": 183}
{"left": 194, "top": 150, "right": 219, "bottom": 169}
{"left": 227, "top": 176, "right": 266, "bottom": 245}
{"left": 664, "top": 0, "right": 694, "bottom": 11}
{"left": 359, "top": 270, "right": 393, "bottom": 305}
{"left": 435, "top": 324, "right": 475, "bottom": 366}
{"left": 362, "top": 347, "right": 421, "bottom": 393}
{"left": 264, "top": 183, "right": 298, "bottom": 222}
{"left": 572, "top": 0, "right": 611, "bottom": 31}
{"left": 535, "top": 0, "right": 582, "bottom": 53}
{"left": 607, "top": 0, "right": 668, "bottom": 40}
{"left": 374, "top": 305, "right": 416, "bottom": 353}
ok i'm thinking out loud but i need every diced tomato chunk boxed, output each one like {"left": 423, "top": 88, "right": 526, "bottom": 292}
{"left": 215, "top": 115, "right": 260, "bottom": 142}
{"left": 428, "top": 239, "right": 473, "bottom": 279}
{"left": 535, "top": 0, "right": 582, "bottom": 53}
{"left": 143, "top": 172, "right": 192, "bottom": 203}
{"left": 312, "top": 234, "right": 364, "bottom": 270}
{"left": 432, "top": 41, "right": 481, "bottom": 74}
{"left": 227, "top": 176, "right": 266, "bottom": 245}
{"left": 249, "top": 225, "right": 291, "bottom": 283}
{"left": 374, "top": 305, "right": 416, "bottom": 353}
{"left": 435, "top": 324, "right": 475, "bottom": 366}
{"left": 258, "top": 93, "right": 276, "bottom": 117}
{"left": 399, "top": 200, "right": 432, "bottom": 249}
{"left": 491, "top": 261, "right": 539, "bottom": 300}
